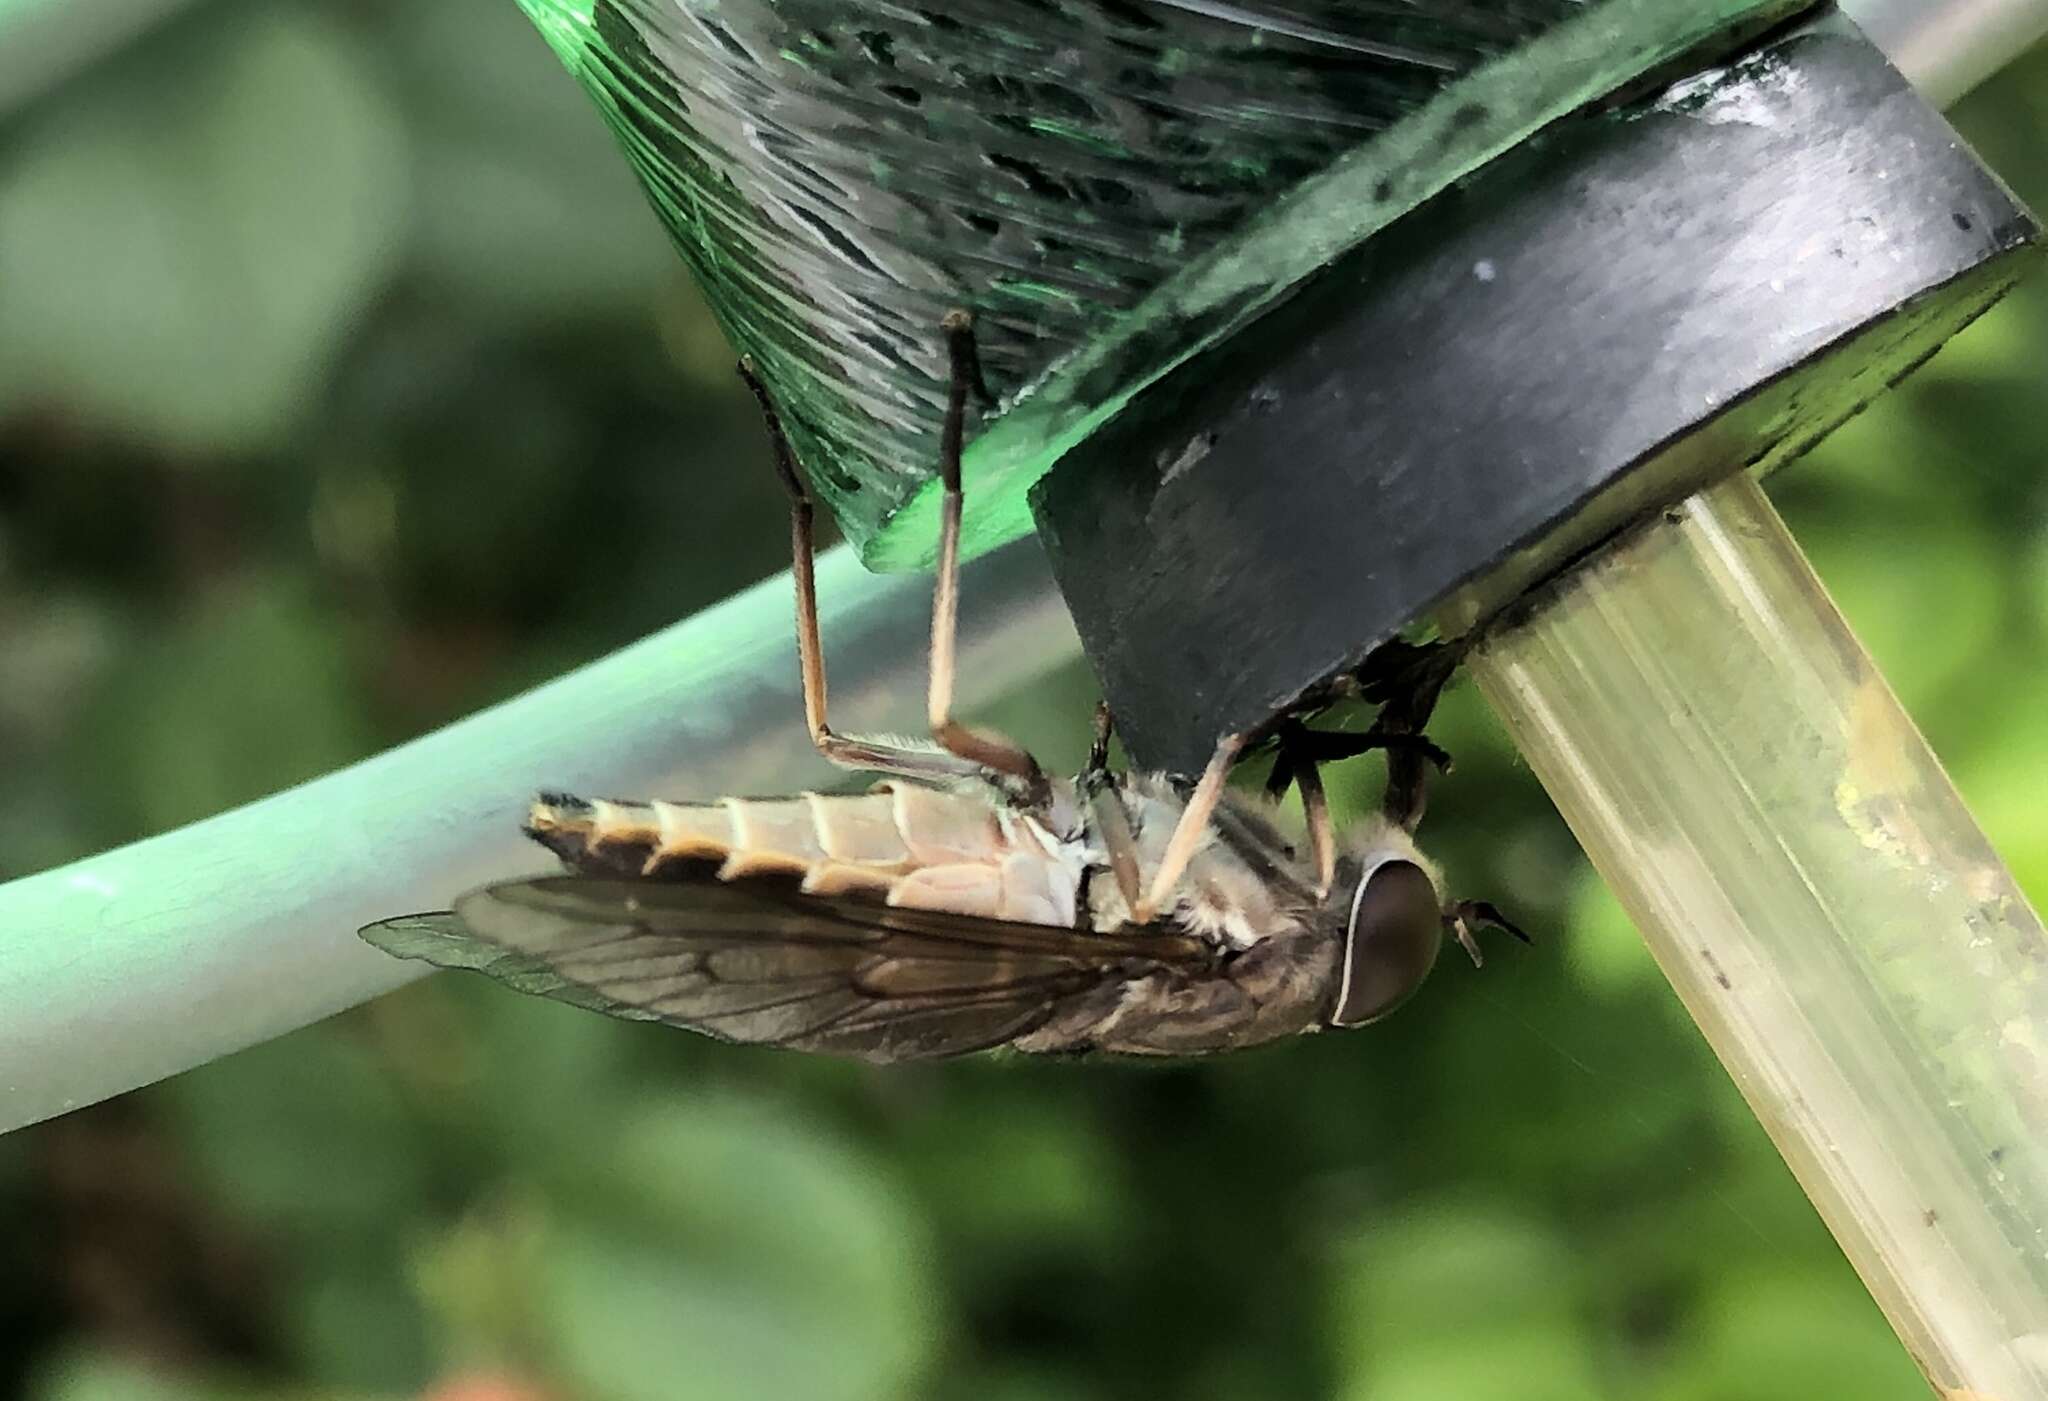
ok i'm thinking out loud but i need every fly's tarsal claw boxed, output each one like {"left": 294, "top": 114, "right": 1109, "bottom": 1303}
{"left": 1382, "top": 729, "right": 1453, "bottom": 775}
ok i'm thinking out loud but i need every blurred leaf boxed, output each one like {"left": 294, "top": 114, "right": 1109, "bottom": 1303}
{"left": 900, "top": 1094, "right": 1133, "bottom": 1260}
{"left": 1333, "top": 1203, "right": 1601, "bottom": 1400}
{"left": 932, "top": 1367, "right": 1109, "bottom": 1401}
{"left": 156, "top": 1023, "right": 434, "bottom": 1240}
{"left": 2024, "top": 521, "right": 2048, "bottom": 641}
{"left": 415, "top": 1200, "right": 552, "bottom": 1378}
{"left": 1949, "top": 658, "right": 2048, "bottom": 906}
{"left": 1797, "top": 509, "right": 2003, "bottom": 712}
{"left": 1334, "top": 1200, "right": 1580, "bottom": 1359}
{"left": 1562, "top": 868, "right": 1658, "bottom": 997}
{"left": 31, "top": 1351, "right": 232, "bottom": 1401}
{"left": 1913, "top": 284, "right": 2043, "bottom": 388}
{"left": 289, "top": 1253, "right": 435, "bottom": 1394}
{"left": 355, "top": 970, "right": 653, "bottom": 1206}
{"left": 75, "top": 574, "right": 369, "bottom": 835}
{"left": 376, "top": 0, "right": 674, "bottom": 324}
{"left": 0, "top": 5, "right": 406, "bottom": 453}
{"left": 0, "top": 592, "right": 122, "bottom": 744}
{"left": 158, "top": 1022, "right": 437, "bottom": 1389}
{"left": 419, "top": 1375, "right": 558, "bottom": 1401}
{"left": 1652, "top": 1269, "right": 1925, "bottom": 1401}
{"left": 1349, "top": 1325, "right": 1604, "bottom": 1401}
{"left": 26, "top": 1346, "right": 364, "bottom": 1401}
{"left": 530, "top": 1094, "right": 939, "bottom": 1401}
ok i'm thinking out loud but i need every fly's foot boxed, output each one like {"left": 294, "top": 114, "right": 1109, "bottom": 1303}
{"left": 1354, "top": 636, "right": 1464, "bottom": 714}
{"left": 1261, "top": 723, "right": 1453, "bottom": 798}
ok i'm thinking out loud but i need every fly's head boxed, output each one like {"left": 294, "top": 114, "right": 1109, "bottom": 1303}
{"left": 1325, "top": 819, "right": 1448, "bottom": 1028}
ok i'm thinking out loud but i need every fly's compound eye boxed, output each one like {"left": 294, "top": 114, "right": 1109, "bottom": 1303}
{"left": 1332, "top": 859, "right": 1444, "bottom": 1027}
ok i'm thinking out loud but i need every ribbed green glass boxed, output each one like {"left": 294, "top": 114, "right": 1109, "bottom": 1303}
{"left": 516, "top": 0, "right": 1817, "bottom": 569}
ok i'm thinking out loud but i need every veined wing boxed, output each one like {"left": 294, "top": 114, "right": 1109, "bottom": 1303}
{"left": 361, "top": 876, "right": 1218, "bottom": 1062}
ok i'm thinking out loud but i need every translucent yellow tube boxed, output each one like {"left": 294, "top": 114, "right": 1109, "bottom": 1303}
{"left": 1465, "top": 472, "right": 2048, "bottom": 1398}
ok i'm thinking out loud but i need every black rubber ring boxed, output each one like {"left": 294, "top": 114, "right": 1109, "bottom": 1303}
{"left": 1030, "top": 11, "right": 2043, "bottom": 774}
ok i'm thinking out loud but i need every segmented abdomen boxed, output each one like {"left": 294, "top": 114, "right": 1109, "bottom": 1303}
{"left": 525, "top": 786, "right": 1080, "bottom": 926}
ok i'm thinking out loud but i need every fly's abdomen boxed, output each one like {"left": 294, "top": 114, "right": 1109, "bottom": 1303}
{"left": 525, "top": 786, "right": 1078, "bottom": 925}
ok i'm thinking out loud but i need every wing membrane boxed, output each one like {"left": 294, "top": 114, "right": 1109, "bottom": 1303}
{"left": 361, "top": 876, "right": 1217, "bottom": 1061}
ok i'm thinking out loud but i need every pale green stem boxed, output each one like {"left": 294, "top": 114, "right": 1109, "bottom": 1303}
{"left": 0, "top": 544, "right": 1077, "bottom": 1133}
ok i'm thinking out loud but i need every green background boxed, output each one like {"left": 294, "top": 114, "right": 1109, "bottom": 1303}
{"left": 2, "top": 3, "right": 2045, "bottom": 1399}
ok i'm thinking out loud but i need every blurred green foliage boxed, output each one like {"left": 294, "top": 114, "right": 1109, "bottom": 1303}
{"left": 1, "top": 3, "right": 2045, "bottom": 1400}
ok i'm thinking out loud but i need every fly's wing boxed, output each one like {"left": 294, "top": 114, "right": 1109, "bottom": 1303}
{"left": 360, "top": 912, "right": 653, "bottom": 1021}
{"left": 361, "top": 877, "right": 1217, "bottom": 1062}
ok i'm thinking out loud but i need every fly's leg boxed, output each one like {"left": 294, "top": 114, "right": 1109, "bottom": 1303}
{"left": 739, "top": 357, "right": 984, "bottom": 785}
{"left": 1357, "top": 641, "right": 1536, "bottom": 962}
{"left": 1263, "top": 725, "right": 1449, "bottom": 792}
{"left": 1130, "top": 732, "right": 1245, "bottom": 926}
{"left": 1082, "top": 702, "right": 1144, "bottom": 916}
{"left": 1354, "top": 638, "right": 1464, "bottom": 832}
{"left": 925, "top": 311, "right": 1052, "bottom": 805}
{"left": 1084, "top": 700, "right": 1115, "bottom": 788}
{"left": 1268, "top": 720, "right": 1337, "bottom": 898}
{"left": 1265, "top": 724, "right": 1448, "bottom": 895}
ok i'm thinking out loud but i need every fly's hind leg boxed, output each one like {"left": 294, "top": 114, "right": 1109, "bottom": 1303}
{"left": 739, "top": 356, "right": 983, "bottom": 786}
{"left": 924, "top": 311, "right": 1052, "bottom": 806}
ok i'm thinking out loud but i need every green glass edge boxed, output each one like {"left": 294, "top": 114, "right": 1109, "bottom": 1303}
{"left": 856, "top": 0, "right": 1819, "bottom": 570}
{"left": 513, "top": 0, "right": 1811, "bottom": 568}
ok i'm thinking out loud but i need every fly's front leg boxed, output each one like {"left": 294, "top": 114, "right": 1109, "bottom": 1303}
{"left": 1268, "top": 720, "right": 1337, "bottom": 898}
{"left": 1084, "top": 700, "right": 1115, "bottom": 789}
{"left": 1355, "top": 638, "right": 1464, "bottom": 832}
{"left": 924, "top": 311, "right": 1052, "bottom": 806}
{"left": 1082, "top": 702, "right": 1143, "bottom": 917}
{"left": 738, "top": 357, "right": 982, "bottom": 786}
{"left": 1264, "top": 723, "right": 1446, "bottom": 885}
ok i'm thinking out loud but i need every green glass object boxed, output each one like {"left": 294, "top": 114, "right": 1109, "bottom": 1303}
{"left": 516, "top": 0, "right": 1816, "bottom": 568}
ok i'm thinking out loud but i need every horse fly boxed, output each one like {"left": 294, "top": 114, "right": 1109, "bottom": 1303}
{"left": 360, "top": 311, "right": 1527, "bottom": 1063}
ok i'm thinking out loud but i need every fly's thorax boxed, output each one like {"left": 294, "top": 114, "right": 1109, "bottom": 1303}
{"left": 1083, "top": 773, "right": 1319, "bottom": 947}
{"left": 524, "top": 782, "right": 1086, "bottom": 927}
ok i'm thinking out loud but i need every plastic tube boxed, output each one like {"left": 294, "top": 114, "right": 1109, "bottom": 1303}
{"left": 1464, "top": 473, "right": 2048, "bottom": 1397}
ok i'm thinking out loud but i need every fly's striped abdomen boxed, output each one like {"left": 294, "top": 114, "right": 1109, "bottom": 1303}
{"left": 525, "top": 786, "right": 1081, "bottom": 926}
